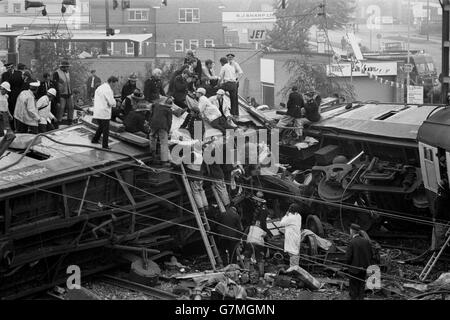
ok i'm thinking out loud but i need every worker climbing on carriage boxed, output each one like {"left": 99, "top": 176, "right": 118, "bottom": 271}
{"left": 277, "top": 86, "right": 322, "bottom": 141}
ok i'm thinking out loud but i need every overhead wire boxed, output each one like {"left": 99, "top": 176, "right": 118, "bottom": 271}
{"left": 0, "top": 140, "right": 432, "bottom": 285}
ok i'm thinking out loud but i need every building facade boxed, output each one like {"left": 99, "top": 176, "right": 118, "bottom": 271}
{"left": 0, "top": 0, "right": 90, "bottom": 29}
{"left": 89, "top": 0, "right": 225, "bottom": 58}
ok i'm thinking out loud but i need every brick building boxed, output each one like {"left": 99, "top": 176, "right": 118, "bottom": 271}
{"left": 89, "top": 0, "right": 225, "bottom": 58}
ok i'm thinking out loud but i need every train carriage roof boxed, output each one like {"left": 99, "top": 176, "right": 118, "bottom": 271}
{"left": 0, "top": 124, "right": 148, "bottom": 194}
{"left": 262, "top": 103, "right": 439, "bottom": 143}
{"left": 417, "top": 106, "right": 450, "bottom": 150}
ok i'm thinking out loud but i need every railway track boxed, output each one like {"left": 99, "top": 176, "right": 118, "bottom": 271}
{"left": 99, "top": 275, "right": 179, "bottom": 300}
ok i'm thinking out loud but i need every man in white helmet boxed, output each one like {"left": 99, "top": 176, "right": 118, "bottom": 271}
{"left": 195, "top": 87, "right": 235, "bottom": 135}
{"left": 36, "top": 88, "right": 57, "bottom": 133}
{"left": 14, "top": 80, "right": 40, "bottom": 134}
{"left": 0, "top": 81, "right": 12, "bottom": 134}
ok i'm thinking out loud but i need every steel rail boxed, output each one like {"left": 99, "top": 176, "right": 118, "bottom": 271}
{"left": 100, "top": 275, "right": 179, "bottom": 300}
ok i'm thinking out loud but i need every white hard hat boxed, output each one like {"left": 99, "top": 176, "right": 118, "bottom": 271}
{"left": 216, "top": 89, "right": 225, "bottom": 95}
{"left": 196, "top": 87, "right": 206, "bottom": 95}
{"left": 0, "top": 81, "right": 11, "bottom": 92}
{"left": 47, "top": 88, "right": 57, "bottom": 97}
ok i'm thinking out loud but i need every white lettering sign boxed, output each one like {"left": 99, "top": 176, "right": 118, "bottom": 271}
{"left": 327, "top": 62, "right": 397, "bottom": 77}
{"left": 407, "top": 85, "right": 424, "bottom": 104}
{"left": 223, "top": 12, "right": 276, "bottom": 23}
{"left": 248, "top": 29, "right": 267, "bottom": 42}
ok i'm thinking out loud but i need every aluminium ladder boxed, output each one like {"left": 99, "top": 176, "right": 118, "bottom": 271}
{"left": 180, "top": 164, "right": 223, "bottom": 270}
{"left": 419, "top": 224, "right": 450, "bottom": 281}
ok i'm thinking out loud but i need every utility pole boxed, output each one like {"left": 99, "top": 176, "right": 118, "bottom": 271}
{"left": 427, "top": 0, "right": 430, "bottom": 41}
{"left": 406, "top": 0, "right": 411, "bottom": 98}
{"left": 442, "top": 0, "right": 450, "bottom": 103}
{"left": 102, "top": 0, "right": 110, "bottom": 54}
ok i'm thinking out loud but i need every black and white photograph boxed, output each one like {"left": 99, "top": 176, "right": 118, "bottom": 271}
{"left": 0, "top": 0, "right": 449, "bottom": 314}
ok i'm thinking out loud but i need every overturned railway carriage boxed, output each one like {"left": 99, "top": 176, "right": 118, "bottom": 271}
{"left": 0, "top": 125, "right": 196, "bottom": 299}
{"left": 256, "top": 102, "right": 449, "bottom": 233}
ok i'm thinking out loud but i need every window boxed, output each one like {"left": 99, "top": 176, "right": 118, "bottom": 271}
{"left": 262, "top": 83, "right": 274, "bottom": 107}
{"left": 128, "top": 9, "right": 149, "bottom": 21}
{"left": 174, "top": 39, "right": 184, "bottom": 52}
{"left": 125, "top": 42, "right": 134, "bottom": 55}
{"left": 204, "top": 39, "right": 214, "bottom": 48}
{"left": 13, "top": 3, "right": 21, "bottom": 14}
{"left": 179, "top": 8, "right": 200, "bottom": 23}
{"left": 189, "top": 40, "right": 199, "bottom": 50}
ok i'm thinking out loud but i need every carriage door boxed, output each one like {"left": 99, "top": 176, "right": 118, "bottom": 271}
{"left": 419, "top": 142, "right": 441, "bottom": 193}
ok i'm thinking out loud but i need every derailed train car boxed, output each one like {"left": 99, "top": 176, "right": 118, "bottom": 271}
{"left": 0, "top": 125, "right": 195, "bottom": 299}
{"left": 253, "top": 99, "right": 449, "bottom": 238}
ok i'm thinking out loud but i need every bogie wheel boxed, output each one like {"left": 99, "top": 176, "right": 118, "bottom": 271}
{"left": 306, "top": 214, "right": 325, "bottom": 238}
{"left": 305, "top": 234, "right": 318, "bottom": 256}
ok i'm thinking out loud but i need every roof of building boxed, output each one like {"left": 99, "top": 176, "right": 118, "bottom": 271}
{"left": 0, "top": 30, "right": 152, "bottom": 43}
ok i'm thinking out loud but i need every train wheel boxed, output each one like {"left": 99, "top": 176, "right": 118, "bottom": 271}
{"left": 306, "top": 214, "right": 325, "bottom": 237}
{"left": 305, "top": 234, "right": 318, "bottom": 256}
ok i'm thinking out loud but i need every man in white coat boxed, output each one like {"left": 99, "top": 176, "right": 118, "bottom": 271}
{"left": 280, "top": 203, "right": 303, "bottom": 267}
{"left": 91, "top": 76, "right": 119, "bottom": 149}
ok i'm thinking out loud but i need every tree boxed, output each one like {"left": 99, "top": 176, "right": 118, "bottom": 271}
{"left": 34, "top": 32, "right": 90, "bottom": 99}
{"left": 265, "top": 0, "right": 355, "bottom": 51}
{"left": 282, "top": 58, "right": 355, "bottom": 102}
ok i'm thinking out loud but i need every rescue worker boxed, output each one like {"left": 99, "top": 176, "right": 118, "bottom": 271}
{"left": 279, "top": 203, "right": 303, "bottom": 267}
{"left": 113, "top": 88, "right": 145, "bottom": 121}
{"left": 14, "top": 81, "right": 40, "bottom": 134}
{"left": 345, "top": 223, "right": 373, "bottom": 300}
{"left": 36, "top": 88, "right": 57, "bottom": 133}
{"left": 218, "top": 57, "right": 239, "bottom": 118}
{"left": 1, "top": 63, "right": 24, "bottom": 121}
{"left": 149, "top": 97, "right": 175, "bottom": 167}
{"left": 433, "top": 180, "right": 450, "bottom": 249}
{"left": 185, "top": 147, "right": 209, "bottom": 215}
{"left": 91, "top": 76, "right": 119, "bottom": 149}
{"left": 144, "top": 68, "right": 166, "bottom": 103}
{"left": 209, "top": 89, "right": 237, "bottom": 128}
{"left": 196, "top": 87, "right": 235, "bottom": 135}
{"left": 168, "top": 69, "right": 190, "bottom": 110}
{"left": 53, "top": 60, "right": 74, "bottom": 125}
{"left": 0, "top": 81, "right": 12, "bottom": 135}
{"left": 277, "top": 86, "right": 305, "bottom": 138}
{"left": 121, "top": 73, "right": 138, "bottom": 101}
{"left": 215, "top": 206, "right": 243, "bottom": 265}
{"left": 243, "top": 219, "right": 267, "bottom": 279}
{"left": 86, "top": 70, "right": 101, "bottom": 101}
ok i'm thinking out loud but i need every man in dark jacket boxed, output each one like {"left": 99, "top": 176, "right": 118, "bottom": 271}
{"left": 123, "top": 109, "right": 151, "bottom": 137}
{"left": 433, "top": 180, "right": 450, "bottom": 249}
{"left": 184, "top": 50, "right": 202, "bottom": 84}
{"left": 1, "top": 63, "right": 24, "bottom": 119}
{"left": 144, "top": 68, "right": 166, "bottom": 103}
{"left": 215, "top": 206, "right": 243, "bottom": 264}
{"left": 121, "top": 73, "right": 138, "bottom": 101}
{"left": 86, "top": 70, "right": 101, "bottom": 100}
{"left": 149, "top": 97, "right": 174, "bottom": 166}
{"left": 303, "top": 91, "right": 322, "bottom": 123}
{"left": 277, "top": 86, "right": 306, "bottom": 138}
{"left": 168, "top": 70, "right": 190, "bottom": 109}
{"left": 346, "top": 223, "right": 373, "bottom": 300}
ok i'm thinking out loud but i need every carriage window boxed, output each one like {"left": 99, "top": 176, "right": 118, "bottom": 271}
{"left": 424, "top": 147, "right": 433, "bottom": 161}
